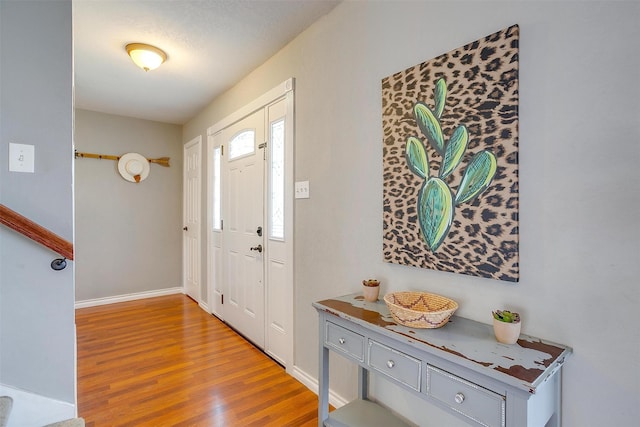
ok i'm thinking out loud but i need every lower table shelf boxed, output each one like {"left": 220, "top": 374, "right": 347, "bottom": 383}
{"left": 325, "top": 399, "right": 411, "bottom": 427}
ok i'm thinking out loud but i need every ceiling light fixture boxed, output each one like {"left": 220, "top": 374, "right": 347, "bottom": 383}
{"left": 125, "top": 43, "right": 167, "bottom": 72}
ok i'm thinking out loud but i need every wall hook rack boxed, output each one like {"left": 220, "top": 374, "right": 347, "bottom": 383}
{"left": 75, "top": 150, "right": 170, "bottom": 183}
{"left": 74, "top": 150, "right": 170, "bottom": 167}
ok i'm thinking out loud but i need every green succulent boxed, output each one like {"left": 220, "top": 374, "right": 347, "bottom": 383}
{"left": 492, "top": 310, "right": 521, "bottom": 323}
{"left": 405, "top": 78, "right": 497, "bottom": 252}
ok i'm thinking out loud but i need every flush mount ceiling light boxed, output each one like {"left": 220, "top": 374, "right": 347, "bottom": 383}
{"left": 125, "top": 43, "right": 167, "bottom": 72}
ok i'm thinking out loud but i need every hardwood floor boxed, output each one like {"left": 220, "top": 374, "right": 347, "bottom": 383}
{"left": 76, "top": 294, "right": 320, "bottom": 426}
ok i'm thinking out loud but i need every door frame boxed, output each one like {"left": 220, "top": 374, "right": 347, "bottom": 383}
{"left": 206, "top": 78, "right": 295, "bottom": 371}
{"left": 183, "top": 135, "right": 202, "bottom": 303}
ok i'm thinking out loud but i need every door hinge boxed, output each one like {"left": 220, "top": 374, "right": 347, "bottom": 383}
{"left": 221, "top": 219, "right": 223, "bottom": 230}
{"left": 221, "top": 294, "right": 224, "bottom": 305}
{"left": 221, "top": 145, "right": 224, "bottom": 156}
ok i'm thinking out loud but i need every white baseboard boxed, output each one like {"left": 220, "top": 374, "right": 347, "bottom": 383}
{"left": 290, "top": 365, "right": 348, "bottom": 409}
{"left": 198, "top": 300, "right": 210, "bottom": 313}
{"left": 0, "top": 384, "right": 76, "bottom": 427}
{"left": 75, "top": 287, "right": 184, "bottom": 308}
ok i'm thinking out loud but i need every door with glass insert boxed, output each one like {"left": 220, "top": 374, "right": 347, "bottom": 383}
{"left": 222, "top": 109, "right": 265, "bottom": 348}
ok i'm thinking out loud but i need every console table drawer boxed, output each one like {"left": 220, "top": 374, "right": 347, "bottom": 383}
{"left": 325, "top": 321, "right": 365, "bottom": 362}
{"left": 368, "top": 340, "right": 421, "bottom": 391}
{"left": 427, "top": 365, "right": 505, "bottom": 427}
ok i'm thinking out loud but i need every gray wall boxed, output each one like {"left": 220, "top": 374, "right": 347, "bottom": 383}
{"left": 74, "top": 110, "right": 183, "bottom": 301}
{"left": 0, "top": 0, "right": 76, "bottom": 403}
{"left": 183, "top": 1, "right": 640, "bottom": 426}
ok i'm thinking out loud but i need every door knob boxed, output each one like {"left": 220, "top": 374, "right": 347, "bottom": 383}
{"left": 183, "top": 226, "right": 188, "bottom": 231}
{"left": 250, "top": 244, "right": 263, "bottom": 253}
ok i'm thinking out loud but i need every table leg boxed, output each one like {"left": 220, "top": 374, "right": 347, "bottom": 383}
{"left": 318, "top": 337, "right": 329, "bottom": 426}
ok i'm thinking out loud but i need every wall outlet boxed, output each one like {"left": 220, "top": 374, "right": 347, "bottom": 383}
{"left": 9, "top": 143, "right": 35, "bottom": 173}
{"left": 295, "top": 180, "right": 310, "bottom": 199}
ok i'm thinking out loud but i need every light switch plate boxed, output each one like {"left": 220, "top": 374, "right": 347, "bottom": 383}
{"left": 295, "top": 180, "right": 310, "bottom": 199}
{"left": 9, "top": 143, "right": 35, "bottom": 173}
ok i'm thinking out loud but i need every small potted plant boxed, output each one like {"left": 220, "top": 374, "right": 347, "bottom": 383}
{"left": 362, "top": 279, "right": 380, "bottom": 302}
{"left": 492, "top": 310, "right": 521, "bottom": 344}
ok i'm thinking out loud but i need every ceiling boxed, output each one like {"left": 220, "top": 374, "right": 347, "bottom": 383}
{"left": 73, "top": 0, "right": 341, "bottom": 125}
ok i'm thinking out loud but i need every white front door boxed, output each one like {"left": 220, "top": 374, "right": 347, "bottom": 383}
{"left": 207, "top": 79, "right": 295, "bottom": 370}
{"left": 183, "top": 136, "right": 202, "bottom": 302}
{"left": 222, "top": 110, "right": 265, "bottom": 348}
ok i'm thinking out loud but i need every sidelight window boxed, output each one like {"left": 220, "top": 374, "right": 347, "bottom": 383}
{"left": 212, "top": 146, "right": 222, "bottom": 230}
{"left": 269, "top": 119, "right": 285, "bottom": 240}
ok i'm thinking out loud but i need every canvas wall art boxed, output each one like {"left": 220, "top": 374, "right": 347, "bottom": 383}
{"left": 382, "top": 25, "right": 520, "bottom": 282}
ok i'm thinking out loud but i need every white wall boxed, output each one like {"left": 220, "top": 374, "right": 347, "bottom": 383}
{"left": 184, "top": 1, "right": 640, "bottom": 426}
{"left": 74, "top": 110, "right": 183, "bottom": 302}
{"left": 0, "top": 0, "right": 76, "bottom": 404}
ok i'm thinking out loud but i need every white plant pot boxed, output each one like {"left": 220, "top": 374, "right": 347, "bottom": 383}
{"left": 362, "top": 285, "right": 380, "bottom": 302}
{"left": 493, "top": 318, "right": 521, "bottom": 344}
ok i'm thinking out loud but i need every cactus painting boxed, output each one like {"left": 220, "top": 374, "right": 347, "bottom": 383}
{"left": 382, "top": 24, "right": 520, "bottom": 282}
{"left": 407, "top": 79, "right": 498, "bottom": 252}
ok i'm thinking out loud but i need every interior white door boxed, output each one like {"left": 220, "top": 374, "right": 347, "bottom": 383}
{"left": 183, "top": 136, "right": 202, "bottom": 302}
{"left": 223, "top": 110, "right": 265, "bottom": 348}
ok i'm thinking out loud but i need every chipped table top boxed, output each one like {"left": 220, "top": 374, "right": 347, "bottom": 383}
{"left": 313, "top": 293, "right": 572, "bottom": 394}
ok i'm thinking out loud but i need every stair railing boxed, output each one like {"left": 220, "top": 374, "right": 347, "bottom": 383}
{"left": 0, "top": 204, "right": 73, "bottom": 270}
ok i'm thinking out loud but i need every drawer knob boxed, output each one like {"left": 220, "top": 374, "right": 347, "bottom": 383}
{"left": 454, "top": 393, "right": 465, "bottom": 404}
{"left": 386, "top": 360, "right": 395, "bottom": 369}
{"left": 338, "top": 338, "right": 346, "bottom": 345}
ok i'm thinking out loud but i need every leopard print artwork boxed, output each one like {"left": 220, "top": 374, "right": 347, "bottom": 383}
{"left": 382, "top": 25, "right": 519, "bottom": 282}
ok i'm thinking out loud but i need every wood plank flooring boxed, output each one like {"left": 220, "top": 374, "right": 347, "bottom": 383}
{"left": 76, "top": 294, "right": 320, "bottom": 426}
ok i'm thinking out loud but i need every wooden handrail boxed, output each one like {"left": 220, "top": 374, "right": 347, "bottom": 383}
{"left": 0, "top": 204, "right": 74, "bottom": 260}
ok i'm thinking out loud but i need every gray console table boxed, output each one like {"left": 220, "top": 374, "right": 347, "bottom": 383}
{"left": 314, "top": 294, "right": 571, "bottom": 427}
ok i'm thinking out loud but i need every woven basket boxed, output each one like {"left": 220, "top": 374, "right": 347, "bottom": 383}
{"left": 383, "top": 291, "right": 458, "bottom": 329}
